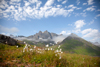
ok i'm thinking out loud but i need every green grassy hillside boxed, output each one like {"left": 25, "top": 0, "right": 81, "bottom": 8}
{"left": 59, "top": 36, "right": 100, "bottom": 56}
{"left": 0, "top": 43, "right": 100, "bottom": 67}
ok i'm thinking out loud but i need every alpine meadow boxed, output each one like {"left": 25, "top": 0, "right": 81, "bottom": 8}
{"left": 0, "top": 0, "right": 100, "bottom": 67}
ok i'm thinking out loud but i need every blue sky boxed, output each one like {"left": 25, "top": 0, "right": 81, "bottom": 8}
{"left": 0, "top": 0, "right": 100, "bottom": 43}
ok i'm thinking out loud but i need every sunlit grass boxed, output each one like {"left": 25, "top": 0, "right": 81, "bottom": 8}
{"left": 0, "top": 43, "right": 100, "bottom": 67}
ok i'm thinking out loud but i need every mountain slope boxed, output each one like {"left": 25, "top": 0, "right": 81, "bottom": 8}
{"left": 59, "top": 33, "right": 100, "bottom": 56}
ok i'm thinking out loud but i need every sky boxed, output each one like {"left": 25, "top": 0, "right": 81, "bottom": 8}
{"left": 0, "top": 0, "right": 100, "bottom": 43}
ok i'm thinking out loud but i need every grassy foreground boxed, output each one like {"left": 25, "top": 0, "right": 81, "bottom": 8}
{"left": 0, "top": 43, "right": 100, "bottom": 67}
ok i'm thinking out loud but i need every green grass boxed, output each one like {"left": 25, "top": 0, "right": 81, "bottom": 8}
{"left": 0, "top": 43, "right": 100, "bottom": 67}
{"left": 59, "top": 39, "right": 100, "bottom": 56}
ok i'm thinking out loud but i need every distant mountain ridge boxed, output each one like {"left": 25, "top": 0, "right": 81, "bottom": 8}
{"left": 27, "top": 30, "right": 58, "bottom": 39}
{"left": 7, "top": 30, "right": 100, "bottom": 47}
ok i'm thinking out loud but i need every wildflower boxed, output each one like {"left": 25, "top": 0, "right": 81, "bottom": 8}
{"left": 55, "top": 54, "right": 57, "bottom": 56}
{"left": 48, "top": 48, "right": 49, "bottom": 50}
{"left": 59, "top": 56, "right": 61, "bottom": 59}
{"left": 16, "top": 46, "right": 18, "bottom": 48}
{"left": 56, "top": 49, "right": 58, "bottom": 52}
{"left": 51, "top": 48, "right": 52, "bottom": 50}
{"left": 61, "top": 52, "right": 63, "bottom": 53}
{"left": 46, "top": 44, "right": 49, "bottom": 47}
{"left": 34, "top": 45, "right": 36, "bottom": 49}
{"left": 24, "top": 42, "right": 26, "bottom": 44}
{"left": 58, "top": 45, "right": 60, "bottom": 48}
{"left": 60, "top": 49, "right": 62, "bottom": 52}
{"left": 30, "top": 49, "right": 33, "bottom": 51}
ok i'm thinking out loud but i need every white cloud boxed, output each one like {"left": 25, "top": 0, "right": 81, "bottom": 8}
{"left": 75, "top": 20, "right": 86, "bottom": 29}
{"left": 81, "top": 28, "right": 92, "bottom": 34}
{"left": 82, "top": 29, "right": 100, "bottom": 43}
{"left": 82, "top": 29, "right": 100, "bottom": 38}
{"left": 60, "top": 31, "right": 66, "bottom": 35}
{"left": 45, "top": 0, "right": 54, "bottom": 6}
{"left": 57, "top": 0, "right": 62, "bottom": 2}
{"left": 0, "top": 0, "right": 82, "bottom": 21}
{"left": 62, "top": 0, "right": 67, "bottom": 4}
{"left": 83, "top": 6, "right": 96, "bottom": 12}
{"left": 89, "top": 20, "right": 94, "bottom": 25}
{"left": 52, "top": 35, "right": 68, "bottom": 44}
{"left": 82, "top": 28, "right": 100, "bottom": 43}
{"left": 72, "top": 20, "right": 86, "bottom": 33}
{"left": 60, "top": 31, "right": 71, "bottom": 35}
{"left": 0, "top": 0, "right": 9, "bottom": 9}
{"left": 83, "top": 3, "right": 87, "bottom": 5}
{"left": 57, "top": 5, "right": 62, "bottom": 8}
{"left": 88, "top": 0, "right": 94, "bottom": 5}
{"left": 95, "top": 14, "right": 100, "bottom": 19}
{"left": 0, "top": 25, "right": 19, "bottom": 34}
{"left": 24, "top": 1, "right": 30, "bottom": 6}
{"left": 76, "top": 0, "right": 80, "bottom": 5}
{"left": 10, "top": 0, "right": 21, "bottom": 2}
{"left": 68, "top": 4, "right": 81, "bottom": 10}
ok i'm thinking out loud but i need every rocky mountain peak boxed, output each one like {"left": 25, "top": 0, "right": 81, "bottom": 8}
{"left": 44, "top": 30, "right": 49, "bottom": 33}
{"left": 70, "top": 33, "right": 78, "bottom": 37}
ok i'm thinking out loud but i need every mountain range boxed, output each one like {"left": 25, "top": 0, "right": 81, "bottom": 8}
{"left": 1, "top": 30, "right": 100, "bottom": 56}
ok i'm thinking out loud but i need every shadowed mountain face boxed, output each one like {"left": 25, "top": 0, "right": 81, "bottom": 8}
{"left": 0, "top": 34, "right": 24, "bottom": 46}
{"left": 28, "top": 30, "right": 58, "bottom": 40}
{"left": 60, "top": 33, "right": 100, "bottom": 56}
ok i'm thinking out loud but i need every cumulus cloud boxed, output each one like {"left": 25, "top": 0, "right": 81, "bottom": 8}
{"left": 75, "top": 20, "right": 86, "bottom": 29}
{"left": 62, "top": 0, "right": 67, "bottom": 4}
{"left": 0, "top": 0, "right": 81, "bottom": 21}
{"left": 82, "top": 28, "right": 100, "bottom": 43}
{"left": 45, "top": 0, "right": 54, "bottom": 6}
{"left": 0, "top": 25, "right": 19, "bottom": 34}
{"left": 88, "top": 0, "right": 94, "bottom": 5}
{"left": 81, "top": 28, "right": 100, "bottom": 43}
{"left": 73, "top": 20, "right": 86, "bottom": 33}
{"left": 82, "top": 29, "right": 100, "bottom": 38}
{"left": 83, "top": 6, "right": 96, "bottom": 12}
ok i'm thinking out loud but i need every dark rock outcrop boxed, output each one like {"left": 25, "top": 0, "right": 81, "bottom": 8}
{"left": 0, "top": 34, "right": 19, "bottom": 46}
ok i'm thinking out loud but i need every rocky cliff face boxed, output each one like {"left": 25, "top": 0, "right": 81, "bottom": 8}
{"left": 28, "top": 30, "right": 58, "bottom": 40}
